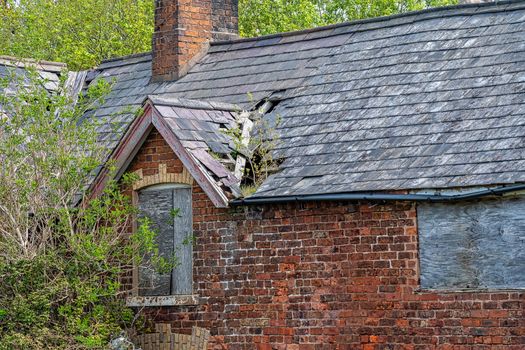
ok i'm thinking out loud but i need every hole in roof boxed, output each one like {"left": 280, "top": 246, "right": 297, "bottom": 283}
{"left": 265, "top": 99, "right": 281, "bottom": 114}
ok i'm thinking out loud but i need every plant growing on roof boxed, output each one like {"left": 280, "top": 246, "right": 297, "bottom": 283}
{"left": 222, "top": 97, "right": 282, "bottom": 197}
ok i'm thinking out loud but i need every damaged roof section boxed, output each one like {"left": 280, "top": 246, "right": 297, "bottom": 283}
{"left": 6, "top": 1, "right": 525, "bottom": 204}
{"left": 0, "top": 56, "right": 86, "bottom": 98}
{"left": 92, "top": 94, "right": 251, "bottom": 207}
{"left": 84, "top": 1, "right": 525, "bottom": 202}
{"left": 148, "top": 95, "right": 248, "bottom": 197}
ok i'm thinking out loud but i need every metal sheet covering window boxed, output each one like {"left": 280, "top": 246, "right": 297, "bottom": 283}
{"left": 418, "top": 196, "right": 525, "bottom": 290}
{"left": 137, "top": 184, "right": 193, "bottom": 296}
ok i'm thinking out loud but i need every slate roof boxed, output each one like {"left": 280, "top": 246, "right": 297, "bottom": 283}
{"left": 148, "top": 96, "right": 243, "bottom": 194}
{"left": 0, "top": 56, "right": 65, "bottom": 93}
{"left": 4, "top": 0, "right": 525, "bottom": 200}
{"left": 0, "top": 56, "right": 86, "bottom": 110}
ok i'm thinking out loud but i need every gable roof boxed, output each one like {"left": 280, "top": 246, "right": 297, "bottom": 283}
{"left": 4, "top": 0, "right": 525, "bottom": 204}
{"left": 90, "top": 96, "right": 244, "bottom": 207}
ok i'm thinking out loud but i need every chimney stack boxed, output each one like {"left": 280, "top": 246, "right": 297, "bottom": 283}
{"left": 152, "top": 0, "right": 238, "bottom": 82}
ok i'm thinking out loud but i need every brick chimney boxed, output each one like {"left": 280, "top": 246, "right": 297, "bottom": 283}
{"left": 152, "top": 0, "right": 238, "bottom": 82}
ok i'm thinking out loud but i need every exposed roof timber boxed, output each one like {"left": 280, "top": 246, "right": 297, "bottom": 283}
{"left": 65, "top": 70, "right": 88, "bottom": 103}
{"left": 234, "top": 113, "right": 253, "bottom": 179}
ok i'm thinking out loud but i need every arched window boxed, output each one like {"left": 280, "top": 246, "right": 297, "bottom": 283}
{"left": 137, "top": 184, "right": 193, "bottom": 296}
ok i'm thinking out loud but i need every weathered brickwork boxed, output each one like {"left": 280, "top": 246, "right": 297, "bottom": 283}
{"left": 152, "top": 0, "right": 238, "bottom": 81}
{"left": 124, "top": 129, "right": 525, "bottom": 349}
{"left": 126, "top": 128, "right": 186, "bottom": 176}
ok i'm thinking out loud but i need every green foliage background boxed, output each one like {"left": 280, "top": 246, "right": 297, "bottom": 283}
{"left": 239, "top": 0, "right": 458, "bottom": 37}
{"left": 0, "top": 0, "right": 457, "bottom": 69}
{"left": 0, "top": 0, "right": 154, "bottom": 70}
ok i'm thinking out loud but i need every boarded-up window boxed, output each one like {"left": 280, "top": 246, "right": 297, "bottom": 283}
{"left": 418, "top": 196, "right": 525, "bottom": 290}
{"left": 137, "top": 184, "right": 192, "bottom": 296}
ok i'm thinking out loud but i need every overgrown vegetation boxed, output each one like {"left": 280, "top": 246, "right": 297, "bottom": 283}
{"left": 223, "top": 100, "right": 282, "bottom": 197}
{"left": 0, "top": 68, "right": 167, "bottom": 349}
{"left": 0, "top": 0, "right": 153, "bottom": 70}
{"left": 0, "top": 0, "right": 457, "bottom": 69}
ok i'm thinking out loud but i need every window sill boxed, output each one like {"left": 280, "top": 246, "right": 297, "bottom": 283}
{"left": 126, "top": 294, "right": 199, "bottom": 307}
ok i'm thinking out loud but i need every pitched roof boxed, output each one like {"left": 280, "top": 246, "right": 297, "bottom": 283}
{"left": 0, "top": 56, "right": 86, "bottom": 98}
{"left": 90, "top": 96, "right": 244, "bottom": 207}
{"left": 6, "top": 1, "right": 525, "bottom": 202}
{"left": 148, "top": 96, "right": 242, "bottom": 197}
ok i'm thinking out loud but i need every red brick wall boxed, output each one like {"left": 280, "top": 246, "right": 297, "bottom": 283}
{"left": 125, "top": 129, "right": 525, "bottom": 349}
{"left": 126, "top": 129, "right": 186, "bottom": 176}
{"left": 152, "top": 0, "right": 238, "bottom": 81}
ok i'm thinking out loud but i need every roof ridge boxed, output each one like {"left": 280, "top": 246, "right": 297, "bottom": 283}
{"left": 211, "top": 0, "right": 525, "bottom": 48}
{"left": 0, "top": 55, "right": 67, "bottom": 72}
{"left": 146, "top": 95, "right": 243, "bottom": 112}
{"left": 98, "top": 52, "right": 152, "bottom": 68}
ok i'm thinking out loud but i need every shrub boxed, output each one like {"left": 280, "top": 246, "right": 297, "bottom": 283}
{"left": 0, "top": 64, "right": 157, "bottom": 349}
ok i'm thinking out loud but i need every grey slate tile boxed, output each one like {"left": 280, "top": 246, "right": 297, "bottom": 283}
{"left": 45, "top": 0, "right": 523, "bottom": 198}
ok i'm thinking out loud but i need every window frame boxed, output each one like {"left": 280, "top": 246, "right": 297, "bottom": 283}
{"left": 416, "top": 195, "right": 525, "bottom": 293}
{"left": 127, "top": 182, "right": 198, "bottom": 307}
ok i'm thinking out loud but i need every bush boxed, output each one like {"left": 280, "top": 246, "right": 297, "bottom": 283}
{"left": 0, "top": 65, "right": 157, "bottom": 349}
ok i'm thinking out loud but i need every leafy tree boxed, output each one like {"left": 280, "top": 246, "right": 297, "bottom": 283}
{"left": 0, "top": 0, "right": 153, "bottom": 70}
{"left": 0, "top": 66, "right": 167, "bottom": 349}
{"left": 239, "top": 0, "right": 458, "bottom": 36}
{"left": 1, "top": 0, "right": 458, "bottom": 69}
{"left": 239, "top": 0, "right": 322, "bottom": 38}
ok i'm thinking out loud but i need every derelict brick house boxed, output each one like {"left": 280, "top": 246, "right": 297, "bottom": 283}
{"left": 2, "top": 0, "right": 525, "bottom": 348}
